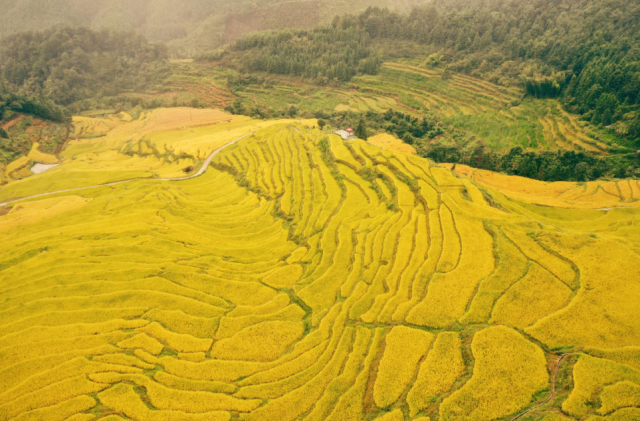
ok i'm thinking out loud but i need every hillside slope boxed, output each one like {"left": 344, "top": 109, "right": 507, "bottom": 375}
{"left": 0, "top": 110, "right": 639, "bottom": 420}
{"left": 0, "top": 113, "right": 69, "bottom": 186}
{"left": 0, "top": 0, "right": 428, "bottom": 56}
{"left": 207, "top": 0, "right": 640, "bottom": 146}
{"left": 160, "top": 59, "right": 639, "bottom": 180}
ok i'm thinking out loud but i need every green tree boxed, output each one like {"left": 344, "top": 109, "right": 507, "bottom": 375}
{"left": 355, "top": 116, "right": 369, "bottom": 140}
{"left": 218, "top": 25, "right": 381, "bottom": 83}
{"left": 0, "top": 26, "right": 169, "bottom": 110}
{"left": 575, "top": 162, "right": 589, "bottom": 181}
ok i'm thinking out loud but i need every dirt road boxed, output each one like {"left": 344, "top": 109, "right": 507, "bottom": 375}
{"left": 0, "top": 133, "right": 251, "bottom": 208}
{"left": 510, "top": 353, "right": 573, "bottom": 420}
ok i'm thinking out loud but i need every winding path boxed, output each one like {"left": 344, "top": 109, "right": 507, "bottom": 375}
{"left": 510, "top": 353, "right": 573, "bottom": 421}
{"left": 0, "top": 133, "right": 252, "bottom": 208}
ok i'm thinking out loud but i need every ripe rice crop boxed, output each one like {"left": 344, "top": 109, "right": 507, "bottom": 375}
{"left": 0, "top": 114, "right": 638, "bottom": 420}
{"left": 97, "top": 383, "right": 231, "bottom": 421}
{"left": 10, "top": 395, "right": 97, "bottom": 421}
{"left": 261, "top": 265, "right": 304, "bottom": 289}
{"left": 491, "top": 263, "right": 573, "bottom": 329}
{"left": 27, "top": 142, "right": 59, "bottom": 164}
{"left": 586, "top": 408, "right": 640, "bottom": 420}
{"left": 216, "top": 303, "right": 305, "bottom": 340}
{"left": 117, "top": 333, "right": 165, "bottom": 355}
{"left": 138, "top": 322, "right": 213, "bottom": 353}
{"left": 562, "top": 355, "right": 640, "bottom": 417}
{"left": 373, "top": 326, "right": 434, "bottom": 408}
{"left": 407, "top": 332, "right": 465, "bottom": 416}
{"left": 368, "top": 133, "right": 417, "bottom": 155}
{"left": 90, "top": 372, "right": 261, "bottom": 412}
{"left": 210, "top": 321, "right": 304, "bottom": 362}
{"left": 5, "top": 156, "right": 31, "bottom": 178}
{"left": 459, "top": 230, "right": 529, "bottom": 324}
{"left": 597, "top": 381, "right": 640, "bottom": 416}
{"left": 302, "top": 326, "right": 372, "bottom": 421}
{"left": 374, "top": 409, "right": 405, "bottom": 421}
{"left": 439, "top": 326, "right": 548, "bottom": 420}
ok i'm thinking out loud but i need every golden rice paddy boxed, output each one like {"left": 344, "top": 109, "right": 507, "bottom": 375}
{"left": 0, "top": 108, "right": 639, "bottom": 420}
{"left": 368, "top": 133, "right": 417, "bottom": 155}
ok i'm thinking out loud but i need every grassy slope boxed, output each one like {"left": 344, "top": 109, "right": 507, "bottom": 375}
{"left": 0, "top": 111, "right": 639, "bottom": 419}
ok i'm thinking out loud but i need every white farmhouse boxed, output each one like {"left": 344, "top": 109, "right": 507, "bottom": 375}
{"left": 334, "top": 128, "right": 355, "bottom": 140}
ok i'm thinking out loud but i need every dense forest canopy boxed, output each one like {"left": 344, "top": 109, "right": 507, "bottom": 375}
{"left": 214, "top": 27, "right": 382, "bottom": 83}
{"left": 0, "top": 26, "right": 171, "bottom": 120}
{"left": 424, "top": 144, "right": 640, "bottom": 182}
{"left": 0, "top": 88, "right": 70, "bottom": 123}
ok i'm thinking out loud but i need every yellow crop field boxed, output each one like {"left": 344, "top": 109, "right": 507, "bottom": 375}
{"left": 27, "top": 142, "right": 59, "bottom": 164}
{"left": 407, "top": 332, "right": 465, "bottom": 417}
{"left": 598, "top": 381, "right": 640, "bottom": 416}
{"left": 368, "top": 133, "right": 417, "bottom": 155}
{"left": 439, "top": 326, "right": 548, "bottom": 420}
{"left": 562, "top": 355, "right": 640, "bottom": 417}
{"left": 0, "top": 108, "right": 639, "bottom": 420}
{"left": 373, "top": 326, "right": 434, "bottom": 408}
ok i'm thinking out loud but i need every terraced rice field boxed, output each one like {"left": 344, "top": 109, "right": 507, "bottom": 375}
{"left": 159, "top": 64, "right": 236, "bottom": 108}
{"left": 368, "top": 133, "right": 417, "bottom": 155}
{"left": 356, "top": 63, "right": 618, "bottom": 152}
{"left": 0, "top": 110, "right": 639, "bottom": 420}
{"left": 189, "top": 60, "right": 624, "bottom": 154}
{"left": 0, "top": 116, "right": 69, "bottom": 186}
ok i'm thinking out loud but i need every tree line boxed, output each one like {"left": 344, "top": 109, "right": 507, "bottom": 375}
{"left": 0, "top": 88, "right": 70, "bottom": 123}
{"left": 421, "top": 144, "right": 639, "bottom": 181}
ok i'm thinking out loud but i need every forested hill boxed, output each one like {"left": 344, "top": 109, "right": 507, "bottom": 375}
{"left": 212, "top": 0, "right": 639, "bottom": 143}
{"left": 212, "top": 27, "right": 382, "bottom": 83}
{"left": 339, "top": 0, "right": 640, "bottom": 141}
{"left": 0, "top": 0, "right": 429, "bottom": 57}
{"left": 0, "top": 26, "right": 170, "bottom": 117}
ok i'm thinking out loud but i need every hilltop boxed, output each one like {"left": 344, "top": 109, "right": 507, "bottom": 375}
{"left": 0, "top": 0, "right": 429, "bottom": 56}
{"left": 0, "top": 108, "right": 639, "bottom": 420}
